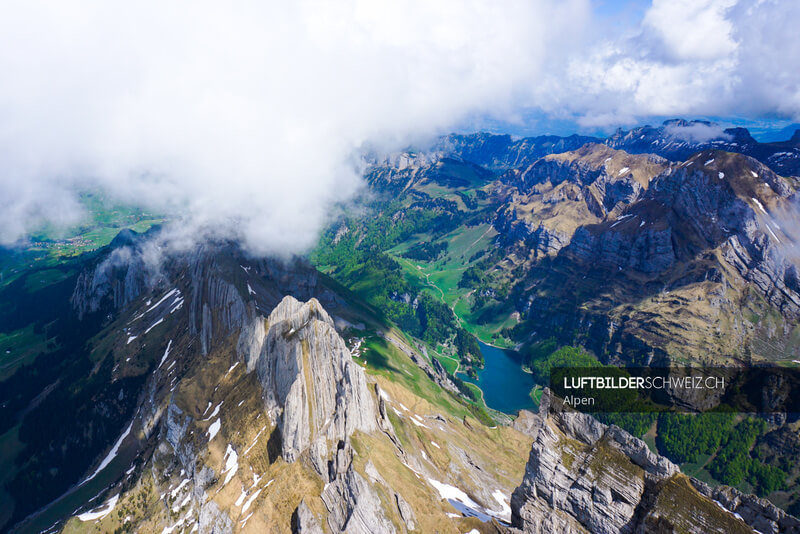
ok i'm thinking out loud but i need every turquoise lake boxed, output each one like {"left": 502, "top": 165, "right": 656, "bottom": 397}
{"left": 460, "top": 341, "right": 537, "bottom": 415}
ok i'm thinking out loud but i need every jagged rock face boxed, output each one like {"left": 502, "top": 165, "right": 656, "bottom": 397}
{"left": 294, "top": 499, "right": 324, "bottom": 533}
{"left": 606, "top": 119, "right": 800, "bottom": 177}
{"left": 510, "top": 158, "right": 604, "bottom": 193}
{"left": 434, "top": 132, "right": 602, "bottom": 170}
{"left": 321, "top": 460, "right": 396, "bottom": 534}
{"left": 569, "top": 224, "right": 676, "bottom": 273}
{"left": 71, "top": 235, "right": 155, "bottom": 318}
{"left": 255, "top": 296, "right": 376, "bottom": 463}
{"left": 510, "top": 404, "right": 800, "bottom": 534}
{"left": 511, "top": 410, "right": 678, "bottom": 534}
{"left": 556, "top": 151, "right": 798, "bottom": 287}
{"left": 495, "top": 208, "right": 573, "bottom": 257}
{"left": 492, "top": 145, "right": 670, "bottom": 261}
{"left": 511, "top": 150, "right": 800, "bottom": 366}
{"left": 692, "top": 479, "right": 800, "bottom": 534}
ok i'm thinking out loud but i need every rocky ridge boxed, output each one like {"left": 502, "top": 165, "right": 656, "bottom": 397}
{"left": 43, "top": 239, "right": 535, "bottom": 534}
{"left": 515, "top": 149, "right": 800, "bottom": 364}
{"left": 493, "top": 144, "right": 671, "bottom": 258}
{"left": 509, "top": 395, "right": 800, "bottom": 533}
{"left": 606, "top": 119, "right": 800, "bottom": 177}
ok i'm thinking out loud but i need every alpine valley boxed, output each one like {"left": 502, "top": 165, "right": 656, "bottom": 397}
{"left": 1, "top": 119, "right": 800, "bottom": 534}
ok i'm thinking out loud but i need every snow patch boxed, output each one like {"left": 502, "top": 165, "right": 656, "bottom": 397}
{"left": 610, "top": 214, "right": 633, "bottom": 228}
{"left": 247, "top": 283, "right": 256, "bottom": 296}
{"left": 244, "top": 426, "right": 267, "bottom": 456}
{"left": 207, "top": 418, "right": 221, "bottom": 441}
{"left": 204, "top": 402, "right": 223, "bottom": 421}
{"left": 241, "top": 488, "right": 263, "bottom": 513}
{"left": 235, "top": 487, "right": 248, "bottom": 507}
{"left": 752, "top": 198, "right": 767, "bottom": 214}
{"left": 170, "top": 478, "right": 190, "bottom": 499}
{"left": 162, "top": 518, "right": 185, "bottom": 534}
{"left": 718, "top": 172, "right": 725, "bottom": 180}
{"left": 222, "top": 444, "right": 239, "bottom": 486}
{"left": 617, "top": 167, "right": 629, "bottom": 176}
{"left": 491, "top": 490, "right": 512, "bottom": 522}
{"left": 431, "top": 441, "right": 440, "bottom": 449}
{"left": 77, "top": 494, "right": 119, "bottom": 521}
{"left": 766, "top": 226, "right": 782, "bottom": 244}
{"left": 145, "top": 288, "right": 179, "bottom": 315}
{"left": 704, "top": 158, "right": 715, "bottom": 166}
{"left": 427, "top": 479, "right": 491, "bottom": 522}
{"left": 144, "top": 317, "right": 164, "bottom": 334}
{"left": 82, "top": 421, "right": 133, "bottom": 484}
{"left": 127, "top": 335, "right": 137, "bottom": 344}
{"left": 157, "top": 339, "right": 173, "bottom": 369}
{"left": 410, "top": 415, "right": 430, "bottom": 428}
{"left": 169, "top": 298, "right": 184, "bottom": 314}
{"left": 240, "top": 512, "right": 254, "bottom": 527}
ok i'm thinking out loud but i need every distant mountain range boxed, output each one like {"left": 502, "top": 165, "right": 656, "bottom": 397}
{"left": 430, "top": 119, "right": 800, "bottom": 177}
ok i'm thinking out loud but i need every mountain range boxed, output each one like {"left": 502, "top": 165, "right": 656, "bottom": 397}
{"left": 0, "top": 119, "right": 799, "bottom": 533}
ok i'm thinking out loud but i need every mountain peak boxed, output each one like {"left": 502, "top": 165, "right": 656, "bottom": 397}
{"left": 267, "top": 295, "right": 333, "bottom": 332}
{"left": 256, "top": 296, "right": 376, "bottom": 463}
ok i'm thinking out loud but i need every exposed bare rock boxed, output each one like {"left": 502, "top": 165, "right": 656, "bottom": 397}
{"left": 394, "top": 492, "right": 417, "bottom": 531}
{"left": 382, "top": 335, "right": 459, "bottom": 394}
{"left": 70, "top": 230, "right": 155, "bottom": 318}
{"left": 606, "top": 119, "right": 800, "bottom": 177}
{"left": 691, "top": 479, "right": 800, "bottom": 534}
{"left": 511, "top": 412, "right": 661, "bottom": 533}
{"left": 510, "top": 401, "right": 795, "bottom": 534}
{"left": 512, "top": 410, "right": 545, "bottom": 438}
{"left": 198, "top": 501, "right": 233, "bottom": 534}
{"left": 321, "top": 464, "right": 396, "bottom": 534}
{"left": 255, "top": 296, "right": 377, "bottom": 462}
{"left": 237, "top": 303, "right": 266, "bottom": 371}
{"left": 293, "top": 499, "right": 324, "bottom": 534}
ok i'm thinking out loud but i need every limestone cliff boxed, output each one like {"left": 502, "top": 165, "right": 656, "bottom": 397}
{"left": 509, "top": 397, "right": 800, "bottom": 534}
{"left": 255, "top": 296, "right": 377, "bottom": 463}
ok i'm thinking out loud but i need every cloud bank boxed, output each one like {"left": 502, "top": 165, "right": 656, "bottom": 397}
{"left": 558, "top": 0, "right": 800, "bottom": 127}
{"left": 0, "top": 0, "right": 798, "bottom": 253}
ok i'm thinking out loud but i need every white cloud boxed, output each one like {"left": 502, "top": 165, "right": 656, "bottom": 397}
{"left": 0, "top": 0, "right": 798, "bottom": 252}
{"left": 0, "top": 0, "right": 592, "bottom": 252}
{"left": 643, "top": 0, "right": 737, "bottom": 61}
{"left": 553, "top": 0, "right": 800, "bottom": 127}
{"left": 663, "top": 122, "right": 731, "bottom": 143}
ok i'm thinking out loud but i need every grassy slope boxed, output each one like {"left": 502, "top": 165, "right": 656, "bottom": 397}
{"left": 1, "top": 194, "right": 164, "bottom": 288}
{"left": 386, "top": 223, "right": 518, "bottom": 347}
